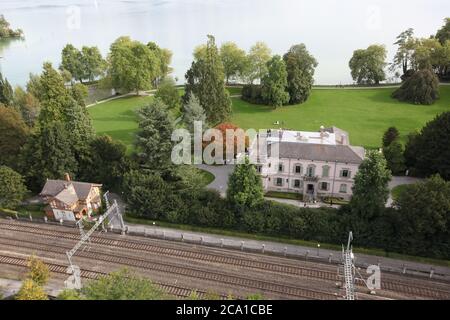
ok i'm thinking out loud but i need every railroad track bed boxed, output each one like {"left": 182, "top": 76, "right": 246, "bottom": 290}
{"left": 0, "top": 238, "right": 341, "bottom": 300}
{"left": 1, "top": 219, "right": 449, "bottom": 300}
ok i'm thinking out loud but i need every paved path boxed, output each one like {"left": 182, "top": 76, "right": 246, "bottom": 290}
{"left": 196, "top": 164, "right": 235, "bottom": 197}
{"left": 387, "top": 176, "right": 423, "bottom": 207}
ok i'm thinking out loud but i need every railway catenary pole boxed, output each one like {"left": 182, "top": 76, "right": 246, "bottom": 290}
{"left": 342, "top": 231, "right": 356, "bottom": 300}
{"left": 65, "top": 200, "right": 122, "bottom": 288}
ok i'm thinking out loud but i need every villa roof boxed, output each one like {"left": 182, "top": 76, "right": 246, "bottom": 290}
{"left": 269, "top": 142, "right": 365, "bottom": 164}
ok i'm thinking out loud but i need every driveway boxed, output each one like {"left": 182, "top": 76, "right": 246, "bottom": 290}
{"left": 387, "top": 176, "right": 423, "bottom": 206}
{"left": 196, "top": 164, "right": 235, "bottom": 197}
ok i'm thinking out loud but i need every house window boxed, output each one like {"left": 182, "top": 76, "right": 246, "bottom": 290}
{"left": 278, "top": 163, "right": 284, "bottom": 172}
{"left": 320, "top": 182, "right": 328, "bottom": 191}
{"left": 275, "top": 178, "right": 283, "bottom": 186}
{"left": 339, "top": 184, "right": 347, "bottom": 193}
{"left": 341, "top": 169, "right": 350, "bottom": 178}
{"left": 256, "top": 165, "right": 262, "bottom": 173}
{"left": 294, "top": 164, "right": 302, "bottom": 174}
{"left": 322, "top": 166, "right": 330, "bottom": 177}
{"left": 294, "top": 179, "right": 302, "bottom": 188}
{"left": 306, "top": 165, "right": 315, "bottom": 177}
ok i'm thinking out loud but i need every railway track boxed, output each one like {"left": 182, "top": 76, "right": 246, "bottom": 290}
{"left": 1, "top": 220, "right": 449, "bottom": 299}
{"left": 0, "top": 235, "right": 339, "bottom": 300}
{"left": 0, "top": 253, "right": 214, "bottom": 299}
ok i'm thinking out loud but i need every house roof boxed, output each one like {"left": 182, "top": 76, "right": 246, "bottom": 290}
{"left": 269, "top": 142, "right": 365, "bottom": 164}
{"left": 40, "top": 179, "right": 102, "bottom": 201}
{"left": 54, "top": 184, "right": 78, "bottom": 206}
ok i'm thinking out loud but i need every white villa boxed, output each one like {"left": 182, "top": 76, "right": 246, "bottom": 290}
{"left": 249, "top": 126, "right": 365, "bottom": 201}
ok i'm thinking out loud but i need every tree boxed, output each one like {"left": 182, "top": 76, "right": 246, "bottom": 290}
{"left": 122, "top": 170, "right": 174, "bottom": 220}
{"left": 154, "top": 77, "right": 181, "bottom": 110}
{"left": 245, "top": 42, "right": 272, "bottom": 84}
{"left": 382, "top": 127, "right": 400, "bottom": 147}
{"left": 12, "top": 86, "right": 40, "bottom": 127}
{"left": 403, "top": 112, "right": 450, "bottom": 180}
{"left": 383, "top": 141, "right": 406, "bottom": 175}
{"left": 135, "top": 99, "right": 175, "bottom": 168}
{"left": 348, "top": 151, "right": 391, "bottom": 240}
{"left": 147, "top": 41, "right": 173, "bottom": 86}
{"left": 0, "top": 166, "right": 28, "bottom": 209}
{"left": 81, "top": 269, "right": 168, "bottom": 300}
{"left": 391, "top": 28, "right": 416, "bottom": 77}
{"left": 283, "top": 44, "right": 318, "bottom": 104}
{"left": 108, "top": 36, "right": 159, "bottom": 94}
{"left": 82, "top": 135, "right": 130, "bottom": 191}
{"left": 220, "top": 42, "right": 247, "bottom": 84}
{"left": 80, "top": 46, "right": 106, "bottom": 82}
{"left": 0, "top": 15, "right": 23, "bottom": 38}
{"left": 261, "top": 55, "right": 289, "bottom": 107}
{"left": 27, "top": 255, "right": 50, "bottom": 286}
{"left": 0, "top": 106, "right": 29, "bottom": 168}
{"left": 394, "top": 175, "right": 450, "bottom": 257}
{"left": 60, "top": 44, "right": 84, "bottom": 83}
{"left": 436, "top": 17, "right": 450, "bottom": 45}
{"left": 183, "top": 35, "right": 231, "bottom": 125}
{"left": 205, "top": 123, "right": 249, "bottom": 160}
{"left": 0, "top": 72, "right": 13, "bottom": 106}
{"left": 392, "top": 69, "right": 439, "bottom": 105}
{"left": 227, "top": 157, "right": 264, "bottom": 210}
{"left": 182, "top": 92, "right": 207, "bottom": 133}
{"left": 15, "top": 279, "right": 48, "bottom": 300}
{"left": 349, "top": 45, "right": 387, "bottom": 85}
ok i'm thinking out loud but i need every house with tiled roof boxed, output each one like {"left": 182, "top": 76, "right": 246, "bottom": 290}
{"left": 39, "top": 173, "right": 102, "bottom": 221}
{"left": 249, "top": 126, "right": 365, "bottom": 201}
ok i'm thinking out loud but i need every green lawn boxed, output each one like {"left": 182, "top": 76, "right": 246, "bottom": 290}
{"left": 88, "top": 95, "right": 154, "bottom": 153}
{"left": 231, "top": 86, "right": 450, "bottom": 149}
{"left": 391, "top": 184, "right": 411, "bottom": 201}
{"left": 88, "top": 87, "right": 450, "bottom": 151}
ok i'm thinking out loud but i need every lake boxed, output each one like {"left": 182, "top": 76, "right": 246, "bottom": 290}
{"left": 0, "top": 0, "right": 448, "bottom": 87}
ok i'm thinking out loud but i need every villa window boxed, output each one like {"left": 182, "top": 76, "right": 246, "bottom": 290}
{"left": 322, "top": 166, "right": 330, "bottom": 177}
{"left": 256, "top": 165, "right": 262, "bottom": 173}
{"left": 339, "top": 184, "right": 347, "bottom": 193}
{"left": 278, "top": 163, "right": 284, "bottom": 172}
{"left": 275, "top": 178, "right": 283, "bottom": 186}
{"left": 320, "top": 182, "right": 328, "bottom": 191}
{"left": 294, "top": 179, "right": 301, "bottom": 188}
{"left": 306, "top": 165, "right": 315, "bottom": 177}
{"left": 341, "top": 169, "right": 350, "bottom": 178}
{"left": 294, "top": 164, "right": 302, "bottom": 174}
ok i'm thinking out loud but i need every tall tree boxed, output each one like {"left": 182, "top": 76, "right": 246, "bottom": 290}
{"left": 245, "top": 42, "right": 272, "bottom": 84}
{"left": 394, "top": 175, "right": 450, "bottom": 257}
{"left": 403, "top": 112, "right": 450, "bottom": 180}
{"left": 147, "top": 41, "right": 173, "bottom": 86}
{"left": 391, "top": 28, "right": 416, "bottom": 77}
{"left": 0, "top": 165, "right": 28, "bottom": 209}
{"left": 283, "top": 44, "right": 318, "bottom": 104}
{"left": 436, "top": 17, "right": 450, "bottom": 45}
{"left": 183, "top": 35, "right": 232, "bottom": 125}
{"left": 0, "top": 106, "right": 29, "bottom": 168}
{"left": 227, "top": 157, "right": 264, "bottom": 210}
{"left": 261, "top": 55, "right": 290, "bottom": 107}
{"left": 80, "top": 46, "right": 106, "bottom": 82}
{"left": 392, "top": 69, "right": 439, "bottom": 105}
{"left": 382, "top": 127, "right": 400, "bottom": 147}
{"left": 108, "top": 36, "right": 159, "bottom": 94}
{"left": 220, "top": 42, "right": 247, "bottom": 84}
{"left": 154, "top": 77, "right": 181, "bottom": 110}
{"left": 135, "top": 99, "right": 175, "bottom": 169}
{"left": 383, "top": 140, "right": 406, "bottom": 175}
{"left": 60, "top": 44, "right": 84, "bottom": 83}
{"left": 349, "top": 45, "right": 387, "bottom": 85}
{"left": 12, "top": 86, "right": 40, "bottom": 127}
{"left": 0, "top": 72, "right": 13, "bottom": 106}
{"left": 182, "top": 93, "right": 207, "bottom": 134}
{"left": 347, "top": 151, "right": 391, "bottom": 241}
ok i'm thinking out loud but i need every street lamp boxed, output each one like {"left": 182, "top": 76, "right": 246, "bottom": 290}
{"left": 317, "top": 243, "right": 321, "bottom": 257}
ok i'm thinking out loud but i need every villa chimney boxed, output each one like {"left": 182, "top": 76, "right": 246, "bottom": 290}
{"left": 64, "top": 173, "right": 71, "bottom": 182}
{"left": 340, "top": 134, "right": 346, "bottom": 145}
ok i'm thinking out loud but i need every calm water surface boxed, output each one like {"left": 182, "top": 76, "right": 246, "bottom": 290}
{"left": 0, "top": 0, "right": 448, "bottom": 86}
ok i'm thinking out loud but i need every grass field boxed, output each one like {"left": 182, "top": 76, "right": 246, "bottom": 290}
{"left": 88, "top": 95, "right": 154, "bottom": 152}
{"left": 231, "top": 86, "right": 450, "bottom": 149}
{"left": 89, "top": 86, "right": 450, "bottom": 151}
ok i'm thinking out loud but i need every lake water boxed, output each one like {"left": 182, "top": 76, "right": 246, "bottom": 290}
{"left": 0, "top": 0, "right": 448, "bottom": 87}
